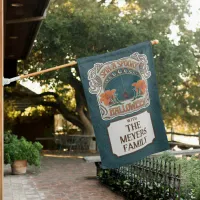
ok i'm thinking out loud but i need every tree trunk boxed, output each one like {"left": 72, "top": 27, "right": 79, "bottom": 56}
{"left": 199, "top": 131, "right": 200, "bottom": 159}
{"left": 77, "top": 105, "right": 94, "bottom": 135}
{"left": 68, "top": 76, "right": 94, "bottom": 135}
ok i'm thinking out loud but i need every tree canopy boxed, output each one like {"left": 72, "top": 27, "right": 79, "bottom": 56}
{"left": 6, "top": 0, "right": 200, "bottom": 133}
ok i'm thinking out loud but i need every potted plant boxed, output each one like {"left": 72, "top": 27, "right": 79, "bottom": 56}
{"left": 4, "top": 132, "right": 43, "bottom": 175}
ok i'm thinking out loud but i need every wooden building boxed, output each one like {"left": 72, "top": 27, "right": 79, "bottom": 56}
{"left": 1, "top": 0, "right": 51, "bottom": 197}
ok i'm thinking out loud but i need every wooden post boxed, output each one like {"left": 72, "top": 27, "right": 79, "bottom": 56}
{"left": 171, "top": 127, "right": 174, "bottom": 142}
{"left": 0, "top": 0, "right": 4, "bottom": 198}
{"left": 199, "top": 131, "right": 200, "bottom": 145}
{"left": 199, "top": 130, "right": 200, "bottom": 160}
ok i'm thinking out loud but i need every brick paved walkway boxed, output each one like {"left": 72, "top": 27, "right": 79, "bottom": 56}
{"left": 4, "top": 157, "right": 124, "bottom": 200}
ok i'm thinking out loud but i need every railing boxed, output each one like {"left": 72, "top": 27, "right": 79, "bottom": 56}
{"left": 97, "top": 157, "right": 181, "bottom": 200}
{"left": 167, "top": 132, "right": 199, "bottom": 137}
{"left": 84, "top": 148, "right": 200, "bottom": 163}
{"left": 91, "top": 149, "right": 200, "bottom": 199}
{"left": 53, "top": 134, "right": 95, "bottom": 152}
{"left": 167, "top": 132, "right": 200, "bottom": 147}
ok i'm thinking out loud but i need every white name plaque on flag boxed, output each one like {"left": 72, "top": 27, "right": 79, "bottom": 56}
{"left": 107, "top": 111, "right": 155, "bottom": 157}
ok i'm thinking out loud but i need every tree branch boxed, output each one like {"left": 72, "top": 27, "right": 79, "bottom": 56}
{"left": 35, "top": 100, "right": 59, "bottom": 108}
{"left": 38, "top": 92, "right": 59, "bottom": 98}
{"left": 5, "top": 87, "right": 84, "bottom": 130}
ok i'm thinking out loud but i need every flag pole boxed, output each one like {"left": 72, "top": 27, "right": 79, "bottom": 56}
{"left": 3, "top": 40, "right": 159, "bottom": 85}
{"left": 20, "top": 61, "right": 77, "bottom": 79}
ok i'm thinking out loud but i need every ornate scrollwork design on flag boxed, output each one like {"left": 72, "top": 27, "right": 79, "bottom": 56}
{"left": 99, "top": 105, "right": 108, "bottom": 119}
{"left": 130, "top": 53, "right": 151, "bottom": 79}
{"left": 88, "top": 63, "right": 103, "bottom": 94}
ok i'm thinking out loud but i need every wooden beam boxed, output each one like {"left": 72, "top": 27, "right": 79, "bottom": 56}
{"left": 153, "top": 149, "right": 200, "bottom": 156}
{"left": 0, "top": 0, "right": 4, "bottom": 198}
{"left": 166, "top": 132, "right": 199, "bottom": 137}
{"left": 5, "top": 16, "right": 45, "bottom": 24}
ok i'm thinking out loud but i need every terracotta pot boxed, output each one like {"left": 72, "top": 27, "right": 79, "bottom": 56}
{"left": 11, "top": 160, "right": 27, "bottom": 175}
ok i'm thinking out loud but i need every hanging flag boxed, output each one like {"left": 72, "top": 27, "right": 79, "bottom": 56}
{"left": 77, "top": 41, "right": 169, "bottom": 168}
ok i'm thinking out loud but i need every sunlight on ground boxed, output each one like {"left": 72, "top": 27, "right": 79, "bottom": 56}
{"left": 43, "top": 154, "right": 84, "bottom": 159}
{"left": 20, "top": 80, "right": 42, "bottom": 94}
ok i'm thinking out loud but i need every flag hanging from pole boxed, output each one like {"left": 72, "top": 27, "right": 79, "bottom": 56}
{"left": 77, "top": 41, "right": 169, "bottom": 168}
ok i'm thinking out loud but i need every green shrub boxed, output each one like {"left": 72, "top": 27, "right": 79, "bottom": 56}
{"left": 98, "top": 167, "right": 179, "bottom": 200}
{"left": 97, "top": 153, "right": 200, "bottom": 200}
{"left": 158, "top": 153, "right": 200, "bottom": 200}
{"left": 4, "top": 132, "right": 43, "bottom": 167}
{"left": 177, "top": 157, "right": 200, "bottom": 200}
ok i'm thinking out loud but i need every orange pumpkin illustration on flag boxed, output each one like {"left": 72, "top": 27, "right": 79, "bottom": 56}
{"left": 132, "top": 80, "right": 147, "bottom": 95}
{"left": 100, "top": 89, "right": 116, "bottom": 106}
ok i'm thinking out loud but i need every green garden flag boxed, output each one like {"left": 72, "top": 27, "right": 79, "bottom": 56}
{"left": 77, "top": 41, "right": 169, "bottom": 168}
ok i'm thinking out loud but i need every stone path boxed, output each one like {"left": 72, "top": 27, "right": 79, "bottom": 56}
{"left": 4, "top": 157, "right": 124, "bottom": 200}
